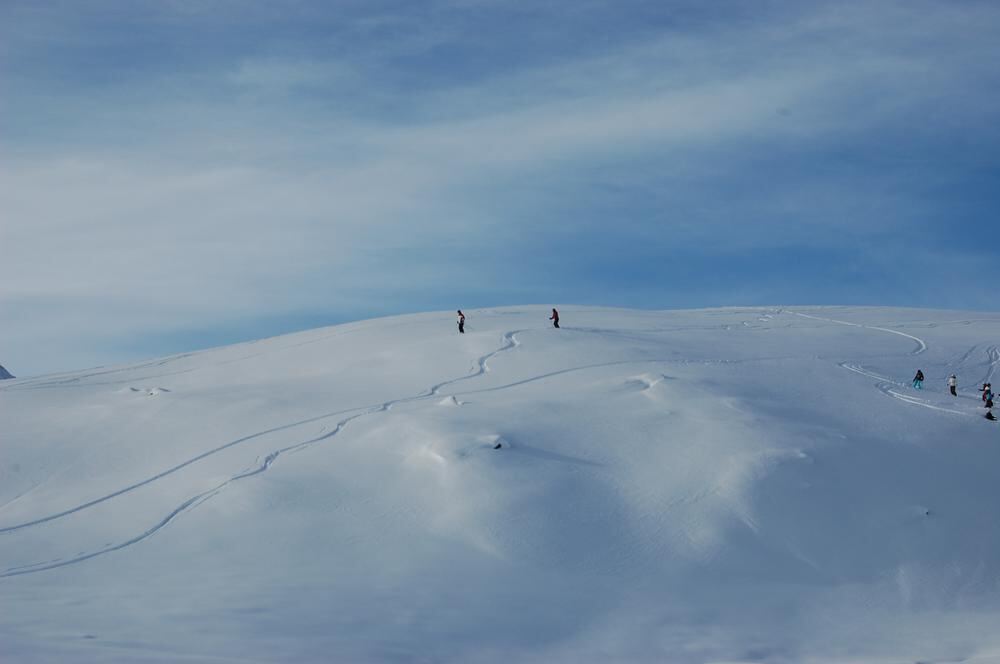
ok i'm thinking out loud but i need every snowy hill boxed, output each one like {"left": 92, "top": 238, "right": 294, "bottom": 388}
{"left": 0, "top": 364, "right": 13, "bottom": 379}
{"left": 3, "top": 306, "right": 1000, "bottom": 664}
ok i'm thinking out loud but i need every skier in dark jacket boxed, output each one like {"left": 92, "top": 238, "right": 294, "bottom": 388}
{"left": 457, "top": 310, "right": 465, "bottom": 334}
{"left": 550, "top": 308, "right": 560, "bottom": 329}
{"left": 912, "top": 370, "right": 924, "bottom": 390}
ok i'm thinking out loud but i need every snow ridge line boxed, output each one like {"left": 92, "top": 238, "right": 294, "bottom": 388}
{"left": 0, "top": 317, "right": 425, "bottom": 392}
{"left": 0, "top": 353, "right": 201, "bottom": 392}
{"left": 0, "top": 331, "right": 526, "bottom": 577}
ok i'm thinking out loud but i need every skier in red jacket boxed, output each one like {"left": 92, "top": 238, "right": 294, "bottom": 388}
{"left": 550, "top": 308, "right": 560, "bottom": 329}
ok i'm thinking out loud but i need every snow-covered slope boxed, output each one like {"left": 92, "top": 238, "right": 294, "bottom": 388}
{"left": 3, "top": 306, "right": 1000, "bottom": 664}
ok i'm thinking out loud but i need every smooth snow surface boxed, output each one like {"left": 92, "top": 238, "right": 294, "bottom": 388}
{"left": 3, "top": 306, "right": 1000, "bottom": 663}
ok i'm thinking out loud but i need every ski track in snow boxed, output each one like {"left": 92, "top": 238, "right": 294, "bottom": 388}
{"left": 0, "top": 318, "right": 801, "bottom": 541}
{"left": 982, "top": 346, "right": 1000, "bottom": 385}
{"left": 0, "top": 330, "right": 525, "bottom": 578}
{"left": 793, "top": 311, "right": 927, "bottom": 355}
{"left": 1, "top": 321, "right": 789, "bottom": 578}
{"left": 3, "top": 309, "right": 982, "bottom": 578}
{"left": 793, "top": 311, "right": 991, "bottom": 417}
{"left": 0, "top": 405, "right": 369, "bottom": 534}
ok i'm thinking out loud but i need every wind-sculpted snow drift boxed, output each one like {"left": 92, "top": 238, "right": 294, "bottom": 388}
{"left": 2, "top": 306, "right": 1000, "bottom": 663}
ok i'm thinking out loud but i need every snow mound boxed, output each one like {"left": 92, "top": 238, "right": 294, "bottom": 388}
{"left": 118, "top": 386, "right": 172, "bottom": 396}
{"left": 619, "top": 372, "right": 675, "bottom": 392}
{"left": 477, "top": 433, "right": 509, "bottom": 450}
{"left": 0, "top": 364, "right": 13, "bottom": 379}
{"left": 3, "top": 305, "right": 1000, "bottom": 663}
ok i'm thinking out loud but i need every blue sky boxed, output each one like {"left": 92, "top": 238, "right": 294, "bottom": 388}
{"left": 2, "top": 0, "right": 1000, "bottom": 375}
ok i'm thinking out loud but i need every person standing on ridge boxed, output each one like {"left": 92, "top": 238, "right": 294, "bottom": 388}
{"left": 948, "top": 374, "right": 957, "bottom": 397}
{"left": 912, "top": 369, "right": 924, "bottom": 390}
{"left": 550, "top": 308, "right": 560, "bottom": 329}
{"left": 457, "top": 310, "right": 465, "bottom": 334}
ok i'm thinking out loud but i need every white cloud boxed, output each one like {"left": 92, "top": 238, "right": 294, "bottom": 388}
{"left": 228, "top": 58, "right": 357, "bottom": 95}
{"left": 2, "top": 0, "right": 998, "bottom": 373}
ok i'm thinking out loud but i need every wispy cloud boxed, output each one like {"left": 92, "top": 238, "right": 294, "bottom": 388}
{"left": 2, "top": 0, "right": 999, "bottom": 373}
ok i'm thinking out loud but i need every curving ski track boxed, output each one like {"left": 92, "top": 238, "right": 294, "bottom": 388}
{"left": 796, "top": 312, "right": 984, "bottom": 417}
{"left": 3, "top": 326, "right": 762, "bottom": 578}
{"left": 793, "top": 311, "right": 927, "bottom": 355}
{"left": 0, "top": 330, "right": 524, "bottom": 578}
{"left": 3, "top": 313, "right": 972, "bottom": 578}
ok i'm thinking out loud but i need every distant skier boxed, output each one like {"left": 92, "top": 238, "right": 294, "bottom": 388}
{"left": 457, "top": 310, "right": 465, "bottom": 334}
{"left": 912, "top": 369, "right": 924, "bottom": 390}
{"left": 987, "top": 392, "right": 996, "bottom": 420}
{"left": 948, "top": 374, "right": 957, "bottom": 397}
{"left": 983, "top": 383, "right": 992, "bottom": 402}
{"left": 550, "top": 308, "right": 560, "bottom": 329}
